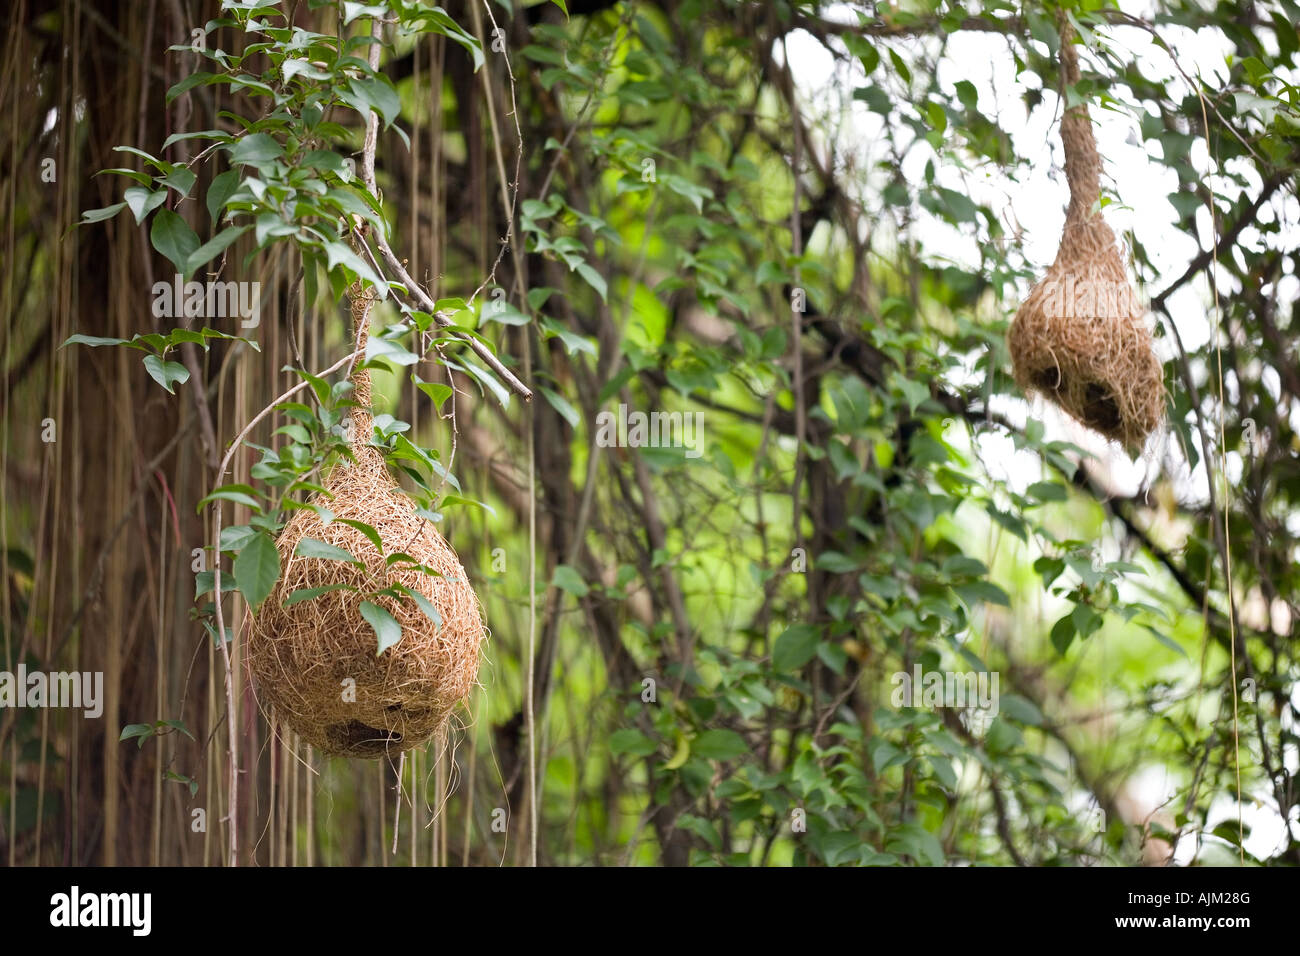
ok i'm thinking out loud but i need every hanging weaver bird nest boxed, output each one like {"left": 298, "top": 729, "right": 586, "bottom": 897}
{"left": 247, "top": 283, "right": 485, "bottom": 759}
{"left": 1007, "top": 20, "right": 1164, "bottom": 450}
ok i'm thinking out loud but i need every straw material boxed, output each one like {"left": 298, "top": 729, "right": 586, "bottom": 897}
{"left": 1007, "top": 20, "right": 1164, "bottom": 449}
{"left": 247, "top": 283, "right": 485, "bottom": 758}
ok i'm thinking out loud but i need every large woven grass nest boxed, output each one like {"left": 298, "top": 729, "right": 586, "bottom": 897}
{"left": 1007, "top": 21, "right": 1164, "bottom": 450}
{"left": 247, "top": 287, "right": 485, "bottom": 758}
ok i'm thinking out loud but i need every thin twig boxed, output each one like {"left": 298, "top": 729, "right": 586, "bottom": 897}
{"left": 370, "top": 230, "right": 532, "bottom": 402}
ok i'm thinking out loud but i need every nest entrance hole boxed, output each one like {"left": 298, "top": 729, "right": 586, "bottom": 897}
{"left": 1079, "top": 381, "right": 1121, "bottom": 434}
{"left": 1029, "top": 365, "right": 1062, "bottom": 392}
{"left": 1026, "top": 366, "right": 1123, "bottom": 437}
{"left": 325, "top": 720, "right": 403, "bottom": 757}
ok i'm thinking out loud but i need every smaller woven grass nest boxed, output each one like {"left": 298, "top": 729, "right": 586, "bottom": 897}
{"left": 1008, "top": 23, "right": 1164, "bottom": 450}
{"left": 247, "top": 290, "right": 484, "bottom": 759}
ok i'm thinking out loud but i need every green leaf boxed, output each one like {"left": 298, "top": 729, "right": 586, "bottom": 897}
{"left": 1144, "top": 625, "right": 1187, "bottom": 658}
{"left": 896, "top": 377, "right": 930, "bottom": 413}
{"left": 773, "top": 623, "right": 818, "bottom": 671}
{"left": 1027, "top": 481, "right": 1067, "bottom": 503}
{"left": 229, "top": 132, "right": 284, "bottom": 165}
{"left": 887, "top": 47, "right": 912, "bottom": 84}
{"left": 282, "top": 583, "right": 354, "bottom": 607}
{"left": 481, "top": 301, "right": 531, "bottom": 326}
{"left": 434, "top": 297, "right": 470, "bottom": 316}
{"left": 185, "top": 224, "right": 250, "bottom": 279}
{"left": 1071, "top": 603, "right": 1103, "bottom": 639}
{"left": 161, "top": 719, "right": 195, "bottom": 741}
{"left": 871, "top": 738, "right": 906, "bottom": 773}
{"left": 526, "top": 286, "right": 557, "bottom": 310}
{"left": 659, "top": 172, "right": 712, "bottom": 212}
{"left": 94, "top": 167, "right": 154, "bottom": 187}
{"left": 449, "top": 357, "right": 511, "bottom": 409}
{"left": 692, "top": 729, "right": 747, "bottom": 761}
{"left": 438, "top": 493, "right": 494, "bottom": 516}
{"left": 926, "top": 100, "right": 948, "bottom": 133}
{"left": 255, "top": 212, "right": 297, "bottom": 247}
{"left": 954, "top": 580, "right": 1011, "bottom": 608}
{"left": 415, "top": 380, "right": 453, "bottom": 411}
{"left": 955, "top": 79, "right": 979, "bottom": 111}
{"left": 233, "top": 532, "right": 280, "bottom": 611}
{"left": 282, "top": 57, "right": 332, "bottom": 82}
{"left": 942, "top": 555, "right": 988, "bottom": 578}
{"left": 1050, "top": 613, "right": 1076, "bottom": 655}
{"left": 80, "top": 202, "right": 127, "bottom": 223}
{"left": 1033, "top": 556, "right": 1066, "bottom": 588}
{"left": 284, "top": 365, "right": 331, "bottom": 403}
{"left": 404, "top": 7, "right": 483, "bottom": 70}
{"left": 552, "top": 564, "right": 588, "bottom": 597}
{"left": 336, "top": 517, "right": 384, "bottom": 554}
{"left": 164, "top": 770, "right": 199, "bottom": 796}
{"left": 396, "top": 584, "right": 443, "bottom": 628}
{"left": 150, "top": 209, "right": 201, "bottom": 275}
{"left": 817, "top": 641, "right": 848, "bottom": 675}
{"left": 886, "top": 823, "right": 944, "bottom": 866}
{"left": 273, "top": 423, "right": 312, "bottom": 444}
{"left": 206, "top": 169, "right": 241, "bottom": 224}
{"left": 112, "top": 145, "right": 164, "bottom": 168}
{"left": 218, "top": 524, "right": 259, "bottom": 552}
{"left": 360, "top": 601, "right": 402, "bottom": 655}
{"left": 197, "top": 484, "right": 263, "bottom": 513}
{"left": 193, "top": 570, "right": 237, "bottom": 599}
{"left": 597, "top": 367, "right": 636, "bottom": 405}
{"left": 998, "top": 694, "right": 1043, "bottom": 726}
{"left": 161, "top": 129, "right": 232, "bottom": 150}
{"left": 160, "top": 166, "right": 197, "bottom": 198}
{"left": 540, "top": 317, "right": 596, "bottom": 357}
{"left": 539, "top": 385, "right": 580, "bottom": 428}
{"left": 574, "top": 261, "right": 608, "bottom": 301}
{"left": 166, "top": 71, "right": 220, "bottom": 103}
{"left": 609, "top": 729, "right": 657, "bottom": 757}
{"left": 342, "top": 2, "right": 388, "bottom": 25}
{"left": 928, "top": 754, "right": 958, "bottom": 790}
{"left": 932, "top": 187, "right": 978, "bottom": 223}
{"left": 365, "top": 335, "right": 420, "bottom": 367}
{"left": 123, "top": 187, "right": 167, "bottom": 225}
{"left": 816, "top": 551, "right": 860, "bottom": 573}
{"left": 295, "top": 536, "right": 362, "bottom": 565}
{"left": 322, "top": 239, "right": 387, "bottom": 297}
{"left": 119, "top": 724, "right": 154, "bottom": 748}
{"left": 142, "top": 355, "right": 190, "bottom": 394}
{"left": 62, "top": 334, "right": 131, "bottom": 348}
{"left": 342, "top": 76, "right": 402, "bottom": 128}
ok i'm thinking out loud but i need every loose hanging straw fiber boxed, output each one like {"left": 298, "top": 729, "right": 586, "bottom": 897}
{"left": 1007, "top": 20, "right": 1164, "bottom": 450}
{"left": 247, "top": 282, "right": 485, "bottom": 759}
